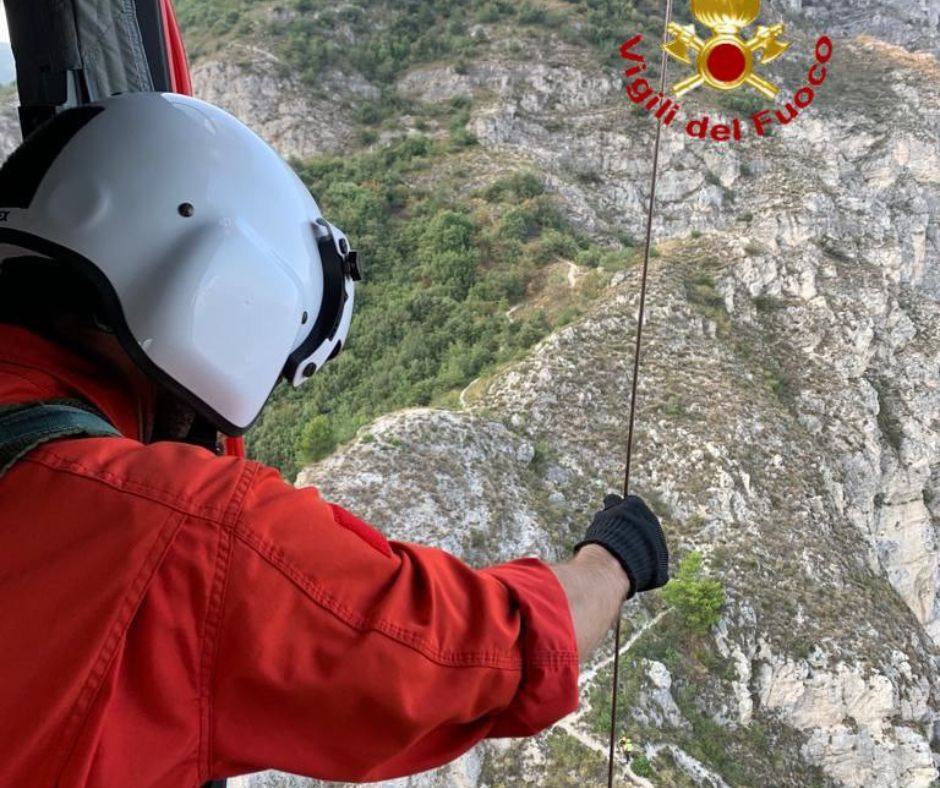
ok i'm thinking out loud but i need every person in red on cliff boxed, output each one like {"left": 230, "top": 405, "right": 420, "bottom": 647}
{"left": 0, "top": 93, "right": 669, "bottom": 787}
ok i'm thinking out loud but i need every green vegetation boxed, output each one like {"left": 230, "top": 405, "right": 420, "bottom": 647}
{"left": 298, "top": 415, "right": 334, "bottom": 463}
{"left": 480, "top": 727, "right": 606, "bottom": 787}
{"left": 673, "top": 685, "right": 777, "bottom": 784}
{"left": 684, "top": 270, "right": 730, "bottom": 332}
{"left": 732, "top": 332, "right": 797, "bottom": 406}
{"left": 662, "top": 552, "right": 725, "bottom": 633}
{"left": 631, "top": 754, "right": 654, "bottom": 777}
{"left": 279, "top": 1, "right": 498, "bottom": 87}
{"left": 177, "top": 0, "right": 675, "bottom": 82}
{"left": 544, "top": 729, "right": 608, "bottom": 785}
{"left": 752, "top": 294, "right": 786, "bottom": 313}
{"left": 647, "top": 750, "right": 701, "bottom": 787}
{"left": 663, "top": 396, "right": 687, "bottom": 418}
{"left": 245, "top": 137, "right": 627, "bottom": 477}
{"left": 717, "top": 88, "right": 765, "bottom": 118}
{"left": 583, "top": 610, "right": 827, "bottom": 787}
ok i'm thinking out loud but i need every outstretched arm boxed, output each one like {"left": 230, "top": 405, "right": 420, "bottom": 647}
{"left": 554, "top": 493, "right": 670, "bottom": 661}
{"left": 204, "top": 470, "right": 666, "bottom": 785}
{"left": 551, "top": 544, "right": 631, "bottom": 662}
{"left": 205, "top": 467, "right": 580, "bottom": 784}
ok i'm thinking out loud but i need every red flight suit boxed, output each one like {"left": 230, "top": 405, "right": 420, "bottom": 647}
{"left": 0, "top": 324, "right": 579, "bottom": 786}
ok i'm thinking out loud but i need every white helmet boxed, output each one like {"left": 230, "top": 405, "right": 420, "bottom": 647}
{"left": 0, "top": 92, "right": 361, "bottom": 435}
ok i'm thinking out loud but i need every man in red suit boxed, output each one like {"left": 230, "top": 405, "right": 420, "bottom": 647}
{"left": 0, "top": 93, "right": 668, "bottom": 787}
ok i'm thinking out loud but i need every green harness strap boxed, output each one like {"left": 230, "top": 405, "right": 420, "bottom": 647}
{"left": 0, "top": 400, "right": 121, "bottom": 478}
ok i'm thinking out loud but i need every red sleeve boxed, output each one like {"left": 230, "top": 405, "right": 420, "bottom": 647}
{"left": 208, "top": 467, "right": 579, "bottom": 783}
{"left": 161, "top": 0, "right": 193, "bottom": 96}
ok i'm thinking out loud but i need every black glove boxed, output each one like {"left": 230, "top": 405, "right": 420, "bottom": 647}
{"left": 574, "top": 494, "right": 669, "bottom": 598}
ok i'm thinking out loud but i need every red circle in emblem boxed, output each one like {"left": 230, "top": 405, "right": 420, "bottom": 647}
{"left": 707, "top": 43, "right": 747, "bottom": 83}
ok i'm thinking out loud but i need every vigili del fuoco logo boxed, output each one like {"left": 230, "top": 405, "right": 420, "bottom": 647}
{"left": 621, "top": 0, "right": 832, "bottom": 141}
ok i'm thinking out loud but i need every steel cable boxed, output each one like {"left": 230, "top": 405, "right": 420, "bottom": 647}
{"left": 606, "top": 1, "right": 674, "bottom": 784}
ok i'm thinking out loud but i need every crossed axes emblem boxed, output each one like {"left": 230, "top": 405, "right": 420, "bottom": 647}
{"left": 663, "top": 0, "right": 790, "bottom": 98}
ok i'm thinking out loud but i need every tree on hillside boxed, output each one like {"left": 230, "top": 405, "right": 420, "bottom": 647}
{"left": 662, "top": 551, "right": 725, "bottom": 633}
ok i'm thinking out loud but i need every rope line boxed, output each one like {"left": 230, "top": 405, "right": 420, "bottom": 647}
{"left": 607, "top": 2, "right": 674, "bottom": 784}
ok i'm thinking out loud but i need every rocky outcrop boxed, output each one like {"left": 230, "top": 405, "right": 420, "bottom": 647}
{"left": 288, "top": 222, "right": 939, "bottom": 786}
{"left": 0, "top": 89, "right": 21, "bottom": 160}
{"left": 769, "top": 0, "right": 940, "bottom": 54}
{"left": 296, "top": 409, "right": 555, "bottom": 563}
{"left": 636, "top": 660, "right": 689, "bottom": 731}
{"left": 192, "top": 54, "right": 378, "bottom": 160}
{"left": 0, "top": 46, "right": 379, "bottom": 164}
{"left": 290, "top": 22, "right": 940, "bottom": 774}
{"left": 716, "top": 624, "right": 937, "bottom": 787}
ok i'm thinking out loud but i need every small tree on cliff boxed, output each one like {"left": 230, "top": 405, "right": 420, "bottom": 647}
{"left": 663, "top": 551, "right": 725, "bottom": 634}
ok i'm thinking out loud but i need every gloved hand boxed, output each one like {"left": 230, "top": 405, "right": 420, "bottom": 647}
{"left": 574, "top": 494, "right": 669, "bottom": 598}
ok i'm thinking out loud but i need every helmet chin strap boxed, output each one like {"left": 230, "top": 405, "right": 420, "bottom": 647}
{"left": 149, "top": 390, "right": 197, "bottom": 444}
{"left": 149, "top": 389, "right": 229, "bottom": 454}
{"left": 185, "top": 414, "right": 225, "bottom": 454}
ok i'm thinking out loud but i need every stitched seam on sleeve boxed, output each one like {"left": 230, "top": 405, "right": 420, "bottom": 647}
{"left": 199, "top": 526, "right": 234, "bottom": 782}
{"left": 230, "top": 522, "right": 577, "bottom": 669}
{"left": 222, "top": 461, "right": 260, "bottom": 526}
{"left": 528, "top": 651, "right": 581, "bottom": 667}
{"left": 23, "top": 450, "right": 233, "bottom": 519}
{"left": 49, "top": 510, "right": 187, "bottom": 784}
{"left": 0, "top": 368, "right": 46, "bottom": 393}
{"left": 198, "top": 462, "right": 255, "bottom": 782}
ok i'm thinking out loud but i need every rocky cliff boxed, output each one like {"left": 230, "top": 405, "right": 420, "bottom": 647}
{"left": 216, "top": 2, "right": 940, "bottom": 786}
{"left": 3, "top": 0, "right": 939, "bottom": 785}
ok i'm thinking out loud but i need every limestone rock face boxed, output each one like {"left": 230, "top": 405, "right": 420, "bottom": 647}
{"left": 767, "top": 0, "right": 940, "bottom": 54}
{"left": 0, "top": 51, "right": 377, "bottom": 164}
{"left": 753, "top": 647, "right": 935, "bottom": 787}
{"left": 296, "top": 409, "right": 556, "bottom": 562}
{"left": 802, "top": 726, "right": 936, "bottom": 788}
{"left": 284, "top": 6, "right": 940, "bottom": 780}
{"left": 191, "top": 57, "right": 377, "bottom": 161}
{"left": 636, "top": 660, "right": 689, "bottom": 731}
{"left": 0, "top": 91, "right": 21, "bottom": 160}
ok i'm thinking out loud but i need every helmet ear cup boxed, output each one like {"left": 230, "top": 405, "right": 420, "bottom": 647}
{"left": 283, "top": 236, "right": 347, "bottom": 383}
{"left": 127, "top": 224, "right": 304, "bottom": 430}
